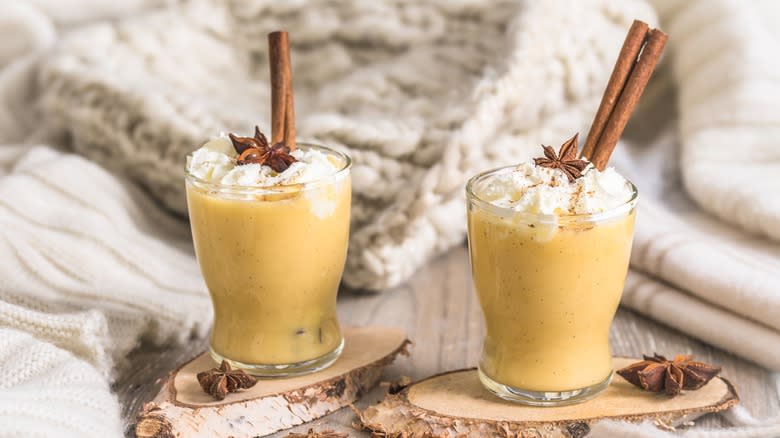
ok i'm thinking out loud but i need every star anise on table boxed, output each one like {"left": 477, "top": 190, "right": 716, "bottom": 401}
{"left": 285, "top": 429, "right": 347, "bottom": 438}
{"left": 196, "top": 360, "right": 257, "bottom": 401}
{"left": 533, "top": 133, "right": 590, "bottom": 182}
{"left": 617, "top": 354, "right": 722, "bottom": 396}
{"left": 229, "top": 126, "right": 297, "bottom": 173}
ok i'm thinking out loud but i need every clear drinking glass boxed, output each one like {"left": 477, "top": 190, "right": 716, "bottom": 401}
{"left": 185, "top": 142, "right": 351, "bottom": 377}
{"left": 466, "top": 165, "right": 637, "bottom": 405}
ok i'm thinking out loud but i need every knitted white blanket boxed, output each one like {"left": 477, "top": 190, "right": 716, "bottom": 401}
{"left": 0, "top": 0, "right": 778, "bottom": 436}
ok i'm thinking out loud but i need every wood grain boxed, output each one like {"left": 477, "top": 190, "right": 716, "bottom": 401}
{"left": 135, "top": 327, "right": 408, "bottom": 438}
{"left": 358, "top": 360, "right": 738, "bottom": 437}
{"left": 119, "top": 245, "right": 779, "bottom": 437}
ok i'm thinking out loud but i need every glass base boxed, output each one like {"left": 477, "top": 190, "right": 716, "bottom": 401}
{"left": 209, "top": 338, "right": 344, "bottom": 378}
{"left": 478, "top": 367, "right": 612, "bottom": 406}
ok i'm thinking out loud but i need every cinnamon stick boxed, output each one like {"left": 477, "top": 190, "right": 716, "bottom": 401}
{"left": 268, "top": 31, "right": 296, "bottom": 150}
{"left": 587, "top": 25, "right": 668, "bottom": 170}
{"left": 580, "top": 20, "right": 649, "bottom": 161}
{"left": 283, "top": 66, "right": 297, "bottom": 151}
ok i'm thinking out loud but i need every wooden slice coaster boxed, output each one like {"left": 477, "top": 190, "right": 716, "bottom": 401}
{"left": 136, "top": 326, "right": 409, "bottom": 438}
{"left": 356, "top": 358, "right": 738, "bottom": 438}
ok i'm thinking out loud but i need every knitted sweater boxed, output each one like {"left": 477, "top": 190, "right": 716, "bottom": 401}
{"left": 0, "top": 328, "right": 123, "bottom": 437}
{"left": 0, "top": 145, "right": 212, "bottom": 379}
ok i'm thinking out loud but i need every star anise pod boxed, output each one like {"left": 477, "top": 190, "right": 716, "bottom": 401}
{"left": 196, "top": 360, "right": 257, "bottom": 401}
{"left": 285, "top": 429, "right": 347, "bottom": 438}
{"left": 533, "top": 133, "right": 589, "bottom": 182}
{"left": 617, "top": 353, "right": 721, "bottom": 396}
{"left": 229, "top": 126, "right": 269, "bottom": 154}
{"left": 229, "top": 126, "right": 297, "bottom": 173}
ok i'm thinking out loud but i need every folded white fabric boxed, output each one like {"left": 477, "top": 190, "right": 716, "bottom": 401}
{"left": 616, "top": 156, "right": 780, "bottom": 371}
{"left": 0, "top": 145, "right": 211, "bottom": 375}
{"left": 651, "top": 0, "right": 780, "bottom": 243}
{"left": 0, "top": 300, "right": 113, "bottom": 377}
{"left": 0, "top": 328, "right": 123, "bottom": 438}
{"left": 632, "top": 201, "right": 780, "bottom": 333}
{"left": 590, "top": 406, "right": 780, "bottom": 437}
{"left": 623, "top": 270, "right": 780, "bottom": 371}
{"left": 621, "top": 200, "right": 780, "bottom": 371}
{"left": 0, "top": 145, "right": 210, "bottom": 436}
{"left": 611, "top": 0, "right": 780, "bottom": 373}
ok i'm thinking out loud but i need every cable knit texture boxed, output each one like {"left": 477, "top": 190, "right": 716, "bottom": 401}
{"left": 39, "top": 0, "right": 656, "bottom": 290}
{"left": 0, "top": 328, "right": 123, "bottom": 437}
{"left": 0, "top": 145, "right": 211, "bottom": 379}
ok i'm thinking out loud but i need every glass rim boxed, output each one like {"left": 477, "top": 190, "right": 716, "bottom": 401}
{"left": 465, "top": 164, "right": 638, "bottom": 224}
{"left": 185, "top": 141, "right": 352, "bottom": 193}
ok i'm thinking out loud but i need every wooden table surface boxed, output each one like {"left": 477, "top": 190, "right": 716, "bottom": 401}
{"left": 118, "top": 245, "right": 779, "bottom": 437}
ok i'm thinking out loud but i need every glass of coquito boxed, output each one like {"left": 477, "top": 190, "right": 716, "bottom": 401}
{"left": 466, "top": 135, "right": 637, "bottom": 405}
{"left": 186, "top": 133, "right": 351, "bottom": 376}
{"left": 185, "top": 31, "right": 351, "bottom": 376}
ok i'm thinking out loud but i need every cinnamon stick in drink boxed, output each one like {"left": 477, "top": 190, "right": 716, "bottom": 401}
{"left": 589, "top": 28, "right": 667, "bottom": 170}
{"left": 581, "top": 20, "right": 649, "bottom": 161}
{"left": 268, "top": 31, "right": 297, "bottom": 150}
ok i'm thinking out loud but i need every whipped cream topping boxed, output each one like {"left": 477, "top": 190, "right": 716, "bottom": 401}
{"left": 476, "top": 162, "right": 633, "bottom": 215}
{"left": 186, "top": 135, "right": 343, "bottom": 187}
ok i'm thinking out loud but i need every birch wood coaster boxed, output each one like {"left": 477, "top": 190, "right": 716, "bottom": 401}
{"left": 357, "top": 357, "right": 738, "bottom": 438}
{"left": 135, "top": 326, "right": 409, "bottom": 438}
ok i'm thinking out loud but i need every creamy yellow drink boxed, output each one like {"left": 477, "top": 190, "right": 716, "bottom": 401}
{"left": 466, "top": 145, "right": 637, "bottom": 405}
{"left": 186, "top": 133, "right": 351, "bottom": 376}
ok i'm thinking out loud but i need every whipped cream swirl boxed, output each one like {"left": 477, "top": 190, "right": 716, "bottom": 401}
{"left": 186, "top": 135, "right": 343, "bottom": 186}
{"left": 476, "top": 162, "right": 634, "bottom": 215}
